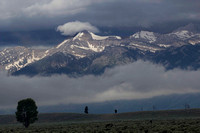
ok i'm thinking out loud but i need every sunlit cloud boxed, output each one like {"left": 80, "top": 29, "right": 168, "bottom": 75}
{"left": 57, "top": 21, "right": 99, "bottom": 36}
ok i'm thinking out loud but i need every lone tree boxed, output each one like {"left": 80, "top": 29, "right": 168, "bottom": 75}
{"left": 15, "top": 98, "right": 38, "bottom": 128}
{"left": 84, "top": 106, "right": 88, "bottom": 114}
{"left": 114, "top": 109, "right": 117, "bottom": 114}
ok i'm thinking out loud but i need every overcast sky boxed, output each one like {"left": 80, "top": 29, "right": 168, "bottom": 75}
{"left": 0, "top": 0, "right": 199, "bottom": 47}
{"left": 0, "top": 61, "right": 200, "bottom": 109}
{"left": 0, "top": 0, "right": 199, "bottom": 32}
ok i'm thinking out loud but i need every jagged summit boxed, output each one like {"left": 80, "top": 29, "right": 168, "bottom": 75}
{"left": 45, "top": 30, "right": 122, "bottom": 59}
{"left": 73, "top": 30, "right": 121, "bottom": 41}
{"left": 73, "top": 30, "right": 92, "bottom": 41}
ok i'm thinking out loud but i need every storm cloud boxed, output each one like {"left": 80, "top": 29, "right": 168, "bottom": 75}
{"left": 0, "top": 61, "right": 200, "bottom": 109}
{"left": 0, "top": 0, "right": 199, "bottom": 31}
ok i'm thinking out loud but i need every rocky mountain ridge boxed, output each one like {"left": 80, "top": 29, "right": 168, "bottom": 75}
{"left": 1, "top": 24, "right": 200, "bottom": 76}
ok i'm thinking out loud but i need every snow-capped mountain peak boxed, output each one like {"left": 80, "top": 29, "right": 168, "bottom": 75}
{"left": 169, "top": 24, "right": 200, "bottom": 41}
{"left": 73, "top": 31, "right": 121, "bottom": 41}
{"left": 171, "top": 30, "right": 194, "bottom": 40}
{"left": 73, "top": 31, "right": 92, "bottom": 41}
{"left": 131, "top": 31, "right": 157, "bottom": 43}
{"left": 2, "top": 24, "right": 200, "bottom": 74}
{"left": 45, "top": 31, "right": 119, "bottom": 59}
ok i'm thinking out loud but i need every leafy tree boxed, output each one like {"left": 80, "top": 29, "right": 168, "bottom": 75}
{"left": 84, "top": 106, "right": 88, "bottom": 114}
{"left": 15, "top": 98, "right": 38, "bottom": 128}
{"left": 115, "top": 109, "right": 117, "bottom": 114}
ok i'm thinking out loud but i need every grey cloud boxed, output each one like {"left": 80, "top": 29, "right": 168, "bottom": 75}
{"left": 0, "top": 61, "right": 200, "bottom": 109}
{"left": 0, "top": 0, "right": 199, "bottom": 31}
{"left": 23, "top": 0, "right": 92, "bottom": 17}
{"left": 80, "top": 0, "right": 200, "bottom": 28}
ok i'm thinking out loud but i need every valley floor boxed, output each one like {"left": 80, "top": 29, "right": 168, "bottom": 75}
{"left": 1, "top": 109, "right": 200, "bottom": 132}
{"left": 0, "top": 119, "right": 200, "bottom": 133}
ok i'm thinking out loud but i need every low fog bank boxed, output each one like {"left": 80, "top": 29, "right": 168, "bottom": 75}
{"left": 38, "top": 93, "right": 200, "bottom": 114}
{"left": 0, "top": 61, "right": 200, "bottom": 110}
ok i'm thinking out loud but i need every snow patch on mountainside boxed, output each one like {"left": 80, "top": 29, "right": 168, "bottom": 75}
{"left": 130, "top": 43, "right": 160, "bottom": 53}
{"left": 70, "top": 42, "right": 105, "bottom": 53}
{"left": 172, "top": 30, "right": 193, "bottom": 40}
{"left": 5, "top": 57, "right": 24, "bottom": 70}
{"left": 5, "top": 50, "right": 42, "bottom": 71}
{"left": 73, "top": 32, "right": 84, "bottom": 41}
{"left": 72, "top": 53, "right": 86, "bottom": 58}
{"left": 0, "top": 51, "right": 5, "bottom": 55}
{"left": 158, "top": 44, "right": 171, "bottom": 48}
{"left": 131, "top": 31, "right": 157, "bottom": 43}
{"left": 189, "top": 40, "right": 200, "bottom": 45}
{"left": 56, "top": 40, "right": 69, "bottom": 48}
{"left": 87, "top": 41, "right": 105, "bottom": 52}
{"left": 71, "top": 44, "right": 90, "bottom": 50}
{"left": 89, "top": 32, "right": 121, "bottom": 40}
{"left": 90, "top": 32, "right": 109, "bottom": 40}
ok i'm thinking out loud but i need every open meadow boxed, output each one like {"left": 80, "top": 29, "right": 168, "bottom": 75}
{"left": 0, "top": 119, "right": 200, "bottom": 133}
{"left": 0, "top": 109, "right": 200, "bottom": 133}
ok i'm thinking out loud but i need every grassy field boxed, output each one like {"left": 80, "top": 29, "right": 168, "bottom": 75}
{"left": 0, "top": 109, "right": 200, "bottom": 132}
{"left": 0, "top": 119, "right": 200, "bottom": 133}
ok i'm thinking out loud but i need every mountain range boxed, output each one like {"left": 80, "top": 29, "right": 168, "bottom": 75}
{"left": 1, "top": 24, "right": 200, "bottom": 76}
